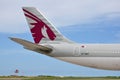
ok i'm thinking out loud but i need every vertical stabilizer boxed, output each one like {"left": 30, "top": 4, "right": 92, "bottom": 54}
{"left": 22, "top": 7, "right": 73, "bottom": 44}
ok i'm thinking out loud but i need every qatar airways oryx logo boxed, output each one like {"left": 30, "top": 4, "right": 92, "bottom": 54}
{"left": 23, "top": 9, "right": 56, "bottom": 43}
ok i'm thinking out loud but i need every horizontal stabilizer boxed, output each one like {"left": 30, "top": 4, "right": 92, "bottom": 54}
{"left": 10, "top": 37, "right": 52, "bottom": 53}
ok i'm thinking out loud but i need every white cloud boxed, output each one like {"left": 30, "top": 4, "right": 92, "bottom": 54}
{"left": 0, "top": 0, "right": 120, "bottom": 33}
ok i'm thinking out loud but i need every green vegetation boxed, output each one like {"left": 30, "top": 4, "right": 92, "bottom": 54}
{"left": 0, "top": 76, "right": 120, "bottom": 80}
{"left": 25, "top": 76, "right": 120, "bottom": 80}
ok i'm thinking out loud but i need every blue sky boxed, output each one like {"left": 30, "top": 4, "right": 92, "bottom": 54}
{"left": 1, "top": 0, "right": 120, "bottom": 76}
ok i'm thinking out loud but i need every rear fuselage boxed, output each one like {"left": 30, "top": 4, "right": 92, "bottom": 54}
{"left": 46, "top": 43, "right": 120, "bottom": 70}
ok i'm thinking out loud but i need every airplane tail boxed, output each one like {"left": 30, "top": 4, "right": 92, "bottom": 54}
{"left": 22, "top": 7, "right": 73, "bottom": 44}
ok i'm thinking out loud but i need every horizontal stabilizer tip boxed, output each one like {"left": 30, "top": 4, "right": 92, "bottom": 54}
{"left": 9, "top": 37, "right": 52, "bottom": 53}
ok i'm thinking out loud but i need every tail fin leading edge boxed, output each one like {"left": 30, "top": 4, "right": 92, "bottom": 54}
{"left": 22, "top": 7, "right": 72, "bottom": 44}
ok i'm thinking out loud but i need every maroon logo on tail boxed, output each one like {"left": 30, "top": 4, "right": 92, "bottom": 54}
{"left": 23, "top": 9, "right": 56, "bottom": 43}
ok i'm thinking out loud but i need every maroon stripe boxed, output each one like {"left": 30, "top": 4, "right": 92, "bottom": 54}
{"left": 25, "top": 13, "right": 40, "bottom": 22}
{"left": 23, "top": 9, "right": 41, "bottom": 22}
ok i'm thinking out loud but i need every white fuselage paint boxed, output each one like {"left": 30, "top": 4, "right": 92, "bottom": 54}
{"left": 21, "top": 7, "right": 120, "bottom": 70}
{"left": 44, "top": 43, "right": 120, "bottom": 70}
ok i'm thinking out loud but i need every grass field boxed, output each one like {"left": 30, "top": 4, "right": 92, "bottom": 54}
{"left": 0, "top": 76, "right": 120, "bottom": 80}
